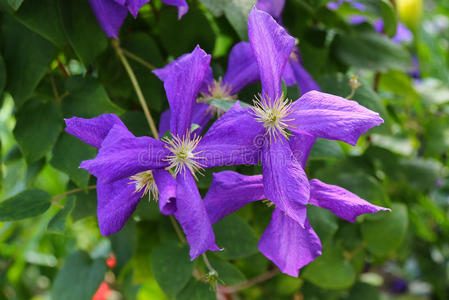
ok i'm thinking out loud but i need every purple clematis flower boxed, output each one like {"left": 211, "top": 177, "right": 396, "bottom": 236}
{"left": 89, "top": 0, "right": 188, "bottom": 38}
{"left": 157, "top": 41, "right": 260, "bottom": 136}
{"left": 204, "top": 168, "right": 389, "bottom": 276}
{"left": 216, "top": 7, "right": 384, "bottom": 227}
{"left": 329, "top": 0, "right": 413, "bottom": 44}
{"left": 66, "top": 46, "right": 260, "bottom": 260}
{"left": 327, "top": 0, "right": 365, "bottom": 11}
{"left": 256, "top": 0, "right": 320, "bottom": 94}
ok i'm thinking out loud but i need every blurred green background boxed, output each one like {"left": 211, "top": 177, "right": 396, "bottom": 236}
{"left": 1, "top": 0, "right": 449, "bottom": 299}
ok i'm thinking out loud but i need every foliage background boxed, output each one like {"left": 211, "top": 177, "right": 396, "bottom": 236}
{"left": 0, "top": 0, "right": 449, "bottom": 299}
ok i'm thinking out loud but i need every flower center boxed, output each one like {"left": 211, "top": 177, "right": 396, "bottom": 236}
{"left": 251, "top": 94, "right": 295, "bottom": 143}
{"left": 129, "top": 170, "right": 158, "bottom": 200}
{"left": 204, "top": 78, "right": 235, "bottom": 100}
{"left": 162, "top": 134, "right": 205, "bottom": 179}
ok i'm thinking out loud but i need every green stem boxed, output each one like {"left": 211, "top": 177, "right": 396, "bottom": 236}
{"left": 112, "top": 39, "right": 159, "bottom": 139}
{"left": 122, "top": 48, "right": 156, "bottom": 70}
{"left": 169, "top": 215, "right": 186, "bottom": 244}
{"left": 51, "top": 185, "right": 97, "bottom": 207}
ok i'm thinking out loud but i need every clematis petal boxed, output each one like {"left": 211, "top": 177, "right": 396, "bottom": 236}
{"left": 65, "top": 114, "right": 127, "bottom": 149}
{"left": 222, "top": 42, "right": 260, "bottom": 95}
{"left": 258, "top": 209, "right": 322, "bottom": 277}
{"left": 97, "top": 178, "right": 143, "bottom": 236}
{"left": 282, "top": 61, "right": 296, "bottom": 86}
{"left": 153, "top": 46, "right": 211, "bottom": 136}
{"left": 100, "top": 123, "right": 135, "bottom": 148}
{"left": 256, "top": 0, "right": 285, "bottom": 20}
{"left": 289, "top": 90, "right": 384, "bottom": 146}
{"left": 248, "top": 7, "right": 295, "bottom": 101}
{"left": 161, "top": 0, "right": 189, "bottom": 19}
{"left": 199, "top": 66, "right": 214, "bottom": 94}
{"left": 196, "top": 102, "right": 264, "bottom": 168}
{"left": 158, "top": 109, "right": 171, "bottom": 138}
{"left": 204, "top": 171, "right": 264, "bottom": 224}
{"left": 80, "top": 135, "right": 169, "bottom": 182}
{"left": 309, "top": 179, "right": 390, "bottom": 222}
{"left": 288, "top": 132, "right": 316, "bottom": 169}
{"left": 262, "top": 136, "right": 309, "bottom": 226}
{"left": 175, "top": 170, "right": 220, "bottom": 260}
{"left": 126, "top": 0, "right": 150, "bottom": 18}
{"left": 89, "top": 0, "right": 128, "bottom": 38}
{"left": 158, "top": 103, "right": 211, "bottom": 138}
{"left": 153, "top": 169, "right": 177, "bottom": 215}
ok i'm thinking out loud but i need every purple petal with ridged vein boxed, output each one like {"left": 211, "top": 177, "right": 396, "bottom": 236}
{"left": 282, "top": 61, "right": 296, "bottom": 86}
{"left": 199, "top": 66, "right": 214, "bottom": 94}
{"left": 262, "top": 137, "right": 309, "bottom": 226}
{"left": 158, "top": 109, "right": 171, "bottom": 138}
{"left": 161, "top": 0, "right": 189, "bottom": 19}
{"left": 65, "top": 114, "right": 127, "bottom": 149}
{"left": 289, "top": 132, "right": 316, "bottom": 169}
{"left": 159, "top": 103, "right": 212, "bottom": 138}
{"left": 80, "top": 134, "right": 169, "bottom": 182}
{"left": 204, "top": 171, "right": 264, "bottom": 224}
{"left": 100, "top": 123, "right": 135, "bottom": 149}
{"left": 222, "top": 42, "right": 260, "bottom": 95}
{"left": 258, "top": 209, "right": 322, "bottom": 277}
{"left": 89, "top": 0, "right": 128, "bottom": 38}
{"left": 256, "top": 0, "right": 285, "bottom": 20}
{"left": 97, "top": 177, "right": 143, "bottom": 236}
{"left": 309, "top": 179, "right": 390, "bottom": 222}
{"left": 196, "top": 102, "right": 264, "bottom": 168}
{"left": 248, "top": 8, "right": 295, "bottom": 101}
{"left": 175, "top": 170, "right": 220, "bottom": 260}
{"left": 153, "top": 46, "right": 211, "bottom": 136}
{"left": 153, "top": 169, "right": 177, "bottom": 215}
{"left": 289, "top": 91, "right": 384, "bottom": 146}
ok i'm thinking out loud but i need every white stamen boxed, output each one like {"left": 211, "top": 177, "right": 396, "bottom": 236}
{"left": 250, "top": 93, "right": 295, "bottom": 143}
{"left": 129, "top": 170, "right": 158, "bottom": 201}
{"left": 162, "top": 133, "right": 205, "bottom": 180}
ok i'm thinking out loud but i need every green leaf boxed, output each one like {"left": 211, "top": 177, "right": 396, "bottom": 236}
{"left": 332, "top": 26, "right": 411, "bottom": 71}
{"left": 3, "top": 0, "right": 23, "bottom": 10}
{"left": 50, "top": 133, "right": 96, "bottom": 189}
{"left": 13, "top": 0, "right": 66, "bottom": 47}
{"left": 175, "top": 279, "right": 215, "bottom": 300}
{"left": 0, "top": 55, "right": 6, "bottom": 95}
{"left": 2, "top": 16, "right": 57, "bottom": 106}
{"left": 52, "top": 251, "right": 107, "bottom": 300}
{"left": 307, "top": 205, "right": 338, "bottom": 244}
{"left": 346, "top": 281, "right": 380, "bottom": 300}
{"left": 151, "top": 240, "right": 194, "bottom": 297}
{"left": 110, "top": 222, "right": 136, "bottom": 272}
{"left": 13, "top": 98, "right": 62, "bottom": 164}
{"left": 70, "top": 182, "right": 97, "bottom": 221}
{"left": 380, "top": 0, "right": 398, "bottom": 38}
{"left": 47, "top": 197, "right": 74, "bottom": 233}
{"left": 398, "top": 159, "right": 442, "bottom": 191}
{"left": 62, "top": 75, "right": 124, "bottom": 118}
{"left": 58, "top": 0, "right": 108, "bottom": 66}
{"left": 318, "top": 73, "right": 388, "bottom": 124}
{"left": 361, "top": 203, "right": 408, "bottom": 257}
{"left": 214, "top": 214, "right": 258, "bottom": 259}
{"left": 223, "top": 0, "right": 256, "bottom": 40}
{"left": 303, "top": 245, "right": 356, "bottom": 290}
{"left": 208, "top": 98, "right": 250, "bottom": 112}
{"left": 0, "top": 189, "right": 51, "bottom": 221}
{"left": 208, "top": 256, "right": 246, "bottom": 285}
{"left": 309, "top": 138, "right": 344, "bottom": 160}
{"left": 159, "top": 8, "right": 215, "bottom": 57}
